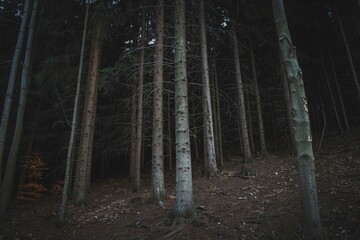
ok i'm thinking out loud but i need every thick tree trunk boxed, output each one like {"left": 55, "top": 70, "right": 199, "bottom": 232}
{"left": 199, "top": 0, "right": 217, "bottom": 177}
{"left": 59, "top": 1, "right": 90, "bottom": 224}
{"left": 329, "top": 52, "right": 349, "bottom": 130}
{"left": 75, "top": 18, "right": 103, "bottom": 205}
{"left": 133, "top": 3, "right": 146, "bottom": 192}
{"left": 0, "top": 0, "right": 39, "bottom": 220}
{"left": 231, "top": 27, "right": 252, "bottom": 163}
{"left": 0, "top": 0, "right": 31, "bottom": 187}
{"left": 172, "top": 0, "right": 194, "bottom": 220}
{"left": 249, "top": 38, "right": 267, "bottom": 155}
{"left": 333, "top": 1, "right": 360, "bottom": 103}
{"left": 272, "top": 0, "right": 322, "bottom": 239}
{"left": 150, "top": 0, "right": 165, "bottom": 206}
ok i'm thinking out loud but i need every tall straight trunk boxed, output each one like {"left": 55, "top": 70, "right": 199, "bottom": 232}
{"left": 0, "top": 0, "right": 39, "bottom": 220}
{"left": 129, "top": 93, "right": 137, "bottom": 181}
{"left": 249, "top": 37, "right": 267, "bottom": 155}
{"left": 272, "top": 0, "right": 322, "bottom": 239}
{"left": 212, "top": 57, "right": 224, "bottom": 167}
{"left": 329, "top": 52, "right": 349, "bottom": 130}
{"left": 231, "top": 27, "right": 252, "bottom": 163}
{"left": 210, "top": 68, "right": 220, "bottom": 167}
{"left": 59, "top": 1, "right": 90, "bottom": 224}
{"left": 333, "top": 1, "right": 360, "bottom": 103}
{"left": 150, "top": 0, "right": 165, "bottom": 206}
{"left": 199, "top": 0, "right": 217, "bottom": 177}
{"left": 319, "top": 51, "right": 343, "bottom": 135}
{"left": 172, "top": 0, "right": 194, "bottom": 220}
{"left": 167, "top": 94, "right": 173, "bottom": 172}
{"left": 245, "top": 92, "right": 255, "bottom": 153}
{"left": 0, "top": 0, "right": 31, "bottom": 187}
{"left": 279, "top": 50, "right": 296, "bottom": 154}
{"left": 75, "top": 18, "right": 103, "bottom": 205}
{"left": 133, "top": 3, "right": 146, "bottom": 192}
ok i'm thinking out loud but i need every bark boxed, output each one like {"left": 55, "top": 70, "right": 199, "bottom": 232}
{"left": 172, "top": 0, "right": 194, "bottom": 220}
{"left": 199, "top": 0, "right": 218, "bottom": 177}
{"left": 319, "top": 51, "right": 343, "bottom": 135}
{"left": 133, "top": 3, "right": 146, "bottom": 192}
{"left": 272, "top": 0, "right": 322, "bottom": 239}
{"left": 231, "top": 27, "right": 252, "bottom": 163}
{"left": 150, "top": 0, "right": 165, "bottom": 206}
{"left": 333, "top": 1, "right": 360, "bottom": 103}
{"left": 245, "top": 92, "right": 255, "bottom": 154}
{"left": 129, "top": 93, "right": 137, "bottom": 181}
{"left": 59, "top": 1, "right": 90, "bottom": 224}
{"left": 0, "top": 0, "right": 31, "bottom": 187}
{"left": 249, "top": 37, "right": 267, "bottom": 155}
{"left": 0, "top": 0, "right": 39, "bottom": 220}
{"left": 167, "top": 94, "right": 173, "bottom": 172}
{"left": 329, "top": 52, "right": 349, "bottom": 130}
{"left": 75, "top": 17, "right": 103, "bottom": 205}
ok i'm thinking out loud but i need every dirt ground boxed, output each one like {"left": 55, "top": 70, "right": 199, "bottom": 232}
{"left": 1, "top": 130, "right": 359, "bottom": 240}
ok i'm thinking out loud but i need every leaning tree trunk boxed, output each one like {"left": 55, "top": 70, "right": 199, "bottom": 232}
{"left": 231, "top": 26, "right": 252, "bottom": 163}
{"left": 59, "top": 0, "right": 90, "bottom": 224}
{"left": 0, "top": 0, "right": 31, "bottom": 187}
{"left": 150, "top": 0, "right": 165, "bottom": 206}
{"left": 172, "top": 0, "right": 195, "bottom": 220}
{"left": 75, "top": 17, "right": 103, "bottom": 206}
{"left": 199, "top": 0, "right": 217, "bottom": 177}
{"left": 333, "top": 1, "right": 360, "bottom": 103}
{"left": 133, "top": 3, "right": 146, "bottom": 192}
{"left": 0, "top": 0, "right": 39, "bottom": 220}
{"left": 249, "top": 37, "right": 267, "bottom": 155}
{"left": 272, "top": 0, "right": 322, "bottom": 239}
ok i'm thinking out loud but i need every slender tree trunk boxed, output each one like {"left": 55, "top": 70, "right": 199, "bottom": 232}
{"left": 150, "top": 0, "right": 165, "bottom": 206}
{"left": 333, "top": 1, "right": 360, "bottom": 103}
{"left": 329, "top": 52, "right": 349, "bottom": 130}
{"left": 75, "top": 18, "right": 103, "bottom": 205}
{"left": 167, "top": 94, "right": 173, "bottom": 172}
{"left": 231, "top": 27, "right": 252, "bottom": 163}
{"left": 245, "top": 92, "right": 255, "bottom": 153}
{"left": 272, "top": 0, "right": 322, "bottom": 239}
{"left": 210, "top": 68, "right": 220, "bottom": 167}
{"left": 0, "top": 0, "right": 32, "bottom": 187}
{"left": 0, "top": 0, "right": 39, "bottom": 220}
{"left": 319, "top": 51, "right": 343, "bottom": 135}
{"left": 212, "top": 57, "right": 224, "bottom": 167}
{"left": 199, "top": 0, "right": 217, "bottom": 177}
{"left": 59, "top": 1, "right": 90, "bottom": 224}
{"left": 129, "top": 93, "right": 137, "bottom": 181}
{"left": 172, "top": 0, "right": 194, "bottom": 220}
{"left": 249, "top": 37, "right": 267, "bottom": 155}
{"left": 133, "top": 3, "right": 146, "bottom": 192}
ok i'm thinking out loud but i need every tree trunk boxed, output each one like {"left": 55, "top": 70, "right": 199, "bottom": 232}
{"left": 231, "top": 26, "right": 252, "bottom": 163}
{"left": 172, "top": 0, "right": 194, "bottom": 220}
{"left": 129, "top": 93, "right": 137, "bottom": 181}
{"left": 167, "top": 94, "right": 173, "bottom": 172}
{"left": 212, "top": 57, "right": 224, "bottom": 167}
{"left": 272, "top": 0, "right": 322, "bottom": 239}
{"left": 75, "top": 17, "right": 103, "bottom": 205}
{"left": 245, "top": 92, "right": 255, "bottom": 153}
{"left": 0, "top": 0, "right": 39, "bottom": 220}
{"left": 199, "top": 0, "right": 218, "bottom": 177}
{"left": 0, "top": 0, "right": 32, "bottom": 187}
{"left": 150, "top": 0, "right": 165, "bottom": 206}
{"left": 329, "top": 51, "right": 349, "bottom": 130}
{"left": 249, "top": 37, "right": 267, "bottom": 155}
{"left": 333, "top": 1, "right": 360, "bottom": 103}
{"left": 59, "top": 1, "right": 90, "bottom": 224}
{"left": 133, "top": 3, "right": 146, "bottom": 192}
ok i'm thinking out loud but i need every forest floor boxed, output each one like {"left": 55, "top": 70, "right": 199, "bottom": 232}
{"left": 1, "top": 130, "right": 360, "bottom": 240}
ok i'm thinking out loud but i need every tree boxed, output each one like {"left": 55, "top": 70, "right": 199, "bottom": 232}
{"left": 59, "top": 0, "right": 90, "bottom": 224}
{"left": 150, "top": 0, "right": 165, "bottom": 206}
{"left": 0, "top": 0, "right": 39, "bottom": 220}
{"left": 0, "top": 0, "right": 31, "bottom": 187}
{"left": 172, "top": 0, "right": 195, "bottom": 220}
{"left": 199, "top": 0, "right": 218, "bottom": 177}
{"left": 231, "top": 25, "right": 252, "bottom": 163}
{"left": 74, "top": 4, "right": 105, "bottom": 205}
{"left": 272, "top": 0, "right": 322, "bottom": 239}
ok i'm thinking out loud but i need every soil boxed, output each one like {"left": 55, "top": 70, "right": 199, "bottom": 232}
{"left": 0, "top": 130, "right": 359, "bottom": 240}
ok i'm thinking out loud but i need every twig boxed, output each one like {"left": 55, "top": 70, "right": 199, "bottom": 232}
{"left": 158, "top": 224, "right": 185, "bottom": 240}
